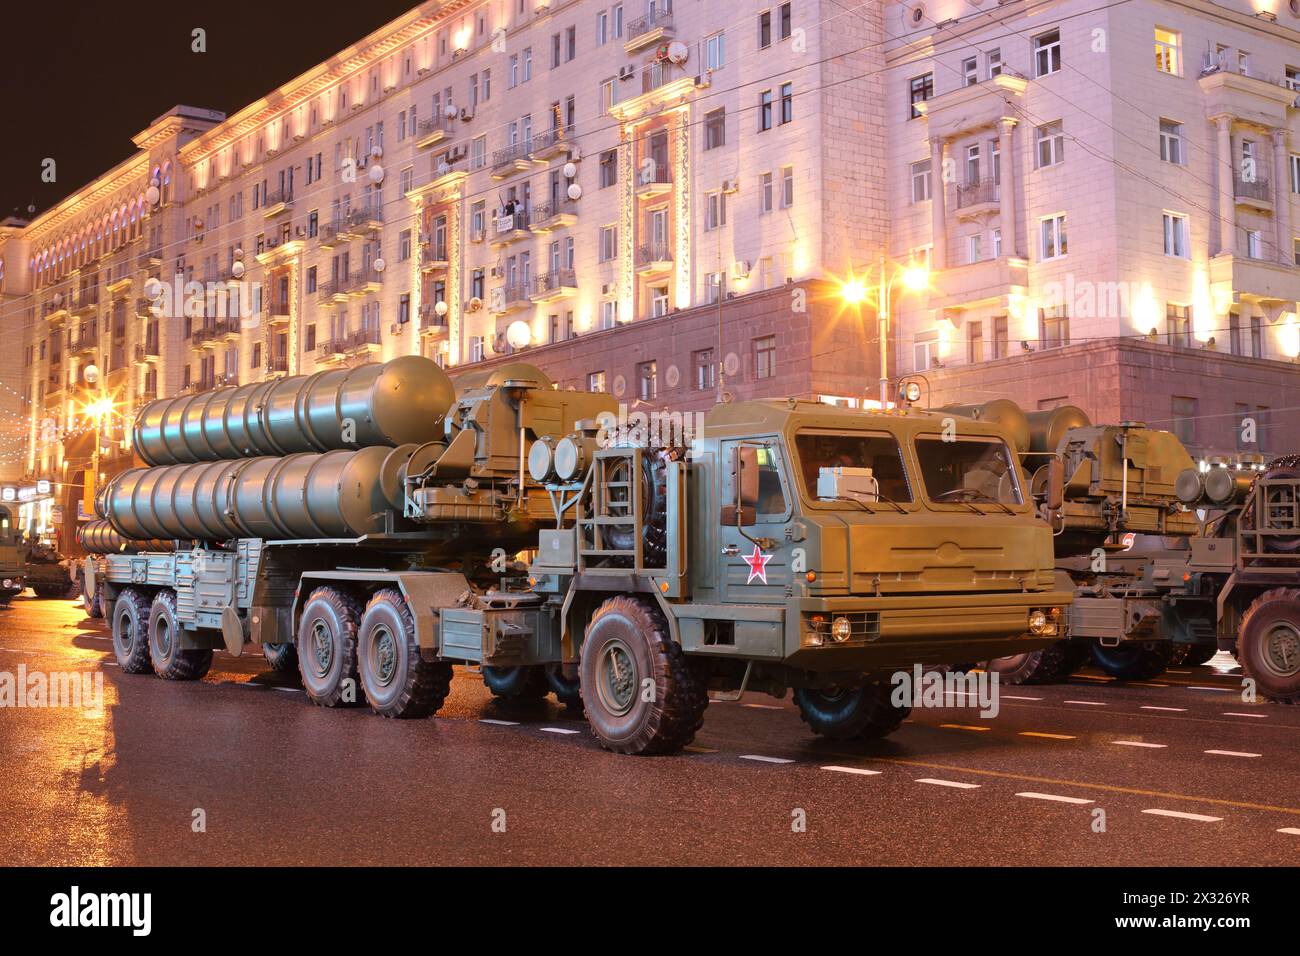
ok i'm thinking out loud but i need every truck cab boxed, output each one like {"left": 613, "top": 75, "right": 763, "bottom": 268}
{"left": 0, "top": 506, "right": 26, "bottom": 605}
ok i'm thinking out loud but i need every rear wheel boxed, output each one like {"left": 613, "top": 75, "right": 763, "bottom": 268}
{"left": 985, "top": 640, "right": 1081, "bottom": 684}
{"left": 1090, "top": 641, "right": 1173, "bottom": 681}
{"left": 149, "top": 590, "right": 212, "bottom": 680}
{"left": 579, "top": 596, "right": 708, "bottom": 755}
{"left": 482, "top": 665, "right": 548, "bottom": 700}
{"left": 793, "top": 683, "right": 910, "bottom": 740}
{"left": 296, "top": 587, "right": 363, "bottom": 707}
{"left": 1237, "top": 588, "right": 1300, "bottom": 704}
{"left": 261, "top": 641, "right": 299, "bottom": 674}
{"left": 111, "top": 587, "right": 152, "bottom": 674}
{"left": 357, "top": 588, "right": 453, "bottom": 718}
{"left": 544, "top": 666, "right": 583, "bottom": 710}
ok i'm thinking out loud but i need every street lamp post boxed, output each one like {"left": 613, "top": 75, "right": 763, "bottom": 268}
{"left": 841, "top": 258, "right": 930, "bottom": 408}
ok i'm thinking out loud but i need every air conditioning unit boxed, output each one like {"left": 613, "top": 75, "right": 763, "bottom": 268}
{"left": 460, "top": 107, "right": 475, "bottom": 122}
{"left": 618, "top": 65, "right": 635, "bottom": 81}
{"left": 721, "top": 179, "right": 739, "bottom": 194}
{"left": 601, "top": 283, "right": 615, "bottom": 296}
{"left": 490, "top": 266, "right": 504, "bottom": 278}
{"left": 447, "top": 145, "right": 468, "bottom": 162}
{"left": 731, "top": 260, "right": 750, "bottom": 279}
{"left": 417, "top": 66, "right": 429, "bottom": 75}
{"left": 390, "top": 323, "right": 402, "bottom": 334}
{"left": 694, "top": 74, "right": 711, "bottom": 88}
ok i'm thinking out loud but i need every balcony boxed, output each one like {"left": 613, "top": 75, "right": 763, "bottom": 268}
{"left": 341, "top": 203, "right": 383, "bottom": 236}
{"left": 635, "top": 167, "right": 673, "bottom": 200}
{"left": 266, "top": 302, "right": 291, "bottom": 326}
{"left": 491, "top": 283, "right": 532, "bottom": 314}
{"left": 137, "top": 247, "right": 162, "bottom": 268}
{"left": 106, "top": 270, "right": 133, "bottom": 294}
{"left": 914, "top": 73, "right": 1028, "bottom": 140}
{"left": 317, "top": 339, "right": 348, "bottom": 363}
{"left": 185, "top": 376, "right": 218, "bottom": 394}
{"left": 72, "top": 289, "right": 100, "bottom": 315}
{"left": 1209, "top": 254, "right": 1300, "bottom": 312}
{"left": 134, "top": 342, "right": 160, "bottom": 364}
{"left": 317, "top": 278, "right": 347, "bottom": 302}
{"left": 530, "top": 269, "right": 578, "bottom": 303}
{"left": 43, "top": 300, "right": 69, "bottom": 324}
{"left": 955, "top": 179, "right": 999, "bottom": 219}
{"left": 530, "top": 125, "right": 575, "bottom": 161}
{"left": 529, "top": 198, "right": 578, "bottom": 233}
{"left": 414, "top": 116, "right": 450, "bottom": 150}
{"left": 138, "top": 388, "right": 158, "bottom": 403}
{"left": 267, "top": 356, "right": 290, "bottom": 375}
{"left": 319, "top": 219, "right": 345, "bottom": 246}
{"left": 344, "top": 326, "right": 382, "bottom": 355}
{"left": 344, "top": 267, "right": 384, "bottom": 296}
{"left": 1234, "top": 174, "right": 1272, "bottom": 211}
{"left": 418, "top": 304, "right": 449, "bottom": 337}
{"left": 420, "top": 243, "right": 450, "bottom": 272}
{"left": 262, "top": 190, "right": 294, "bottom": 218}
{"left": 191, "top": 318, "right": 241, "bottom": 348}
{"left": 635, "top": 243, "right": 674, "bottom": 276}
{"left": 928, "top": 256, "right": 1030, "bottom": 312}
{"left": 624, "top": 10, "right": 673, "bottom": 54}
{"left": 491, "top": 142, "right": 533, "bottom": 179}
{"left": 490, "top": 210, "right": 532, "bottom": 247}
{"left": 70, "top": 330, "right": 99, "bottom": 356}
{"left": 136, "top": 295, "right": 158, "bottom": 316}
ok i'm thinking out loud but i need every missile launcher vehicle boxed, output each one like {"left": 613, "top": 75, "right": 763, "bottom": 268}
{"left": 88, "top": 356, "right": 1070, "bottom": 754}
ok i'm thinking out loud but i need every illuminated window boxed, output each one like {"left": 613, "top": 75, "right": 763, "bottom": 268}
{"left": 1155, "top": 28, "right": 1181, "bottom": 75}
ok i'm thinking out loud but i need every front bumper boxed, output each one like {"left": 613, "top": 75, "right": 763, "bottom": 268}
{"left": 784, "top": 587, "right": 1073, "bottom": 671}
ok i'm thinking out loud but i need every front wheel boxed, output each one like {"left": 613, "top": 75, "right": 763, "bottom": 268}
{"left": 793, "top": 683, "right": 911, "bottom": 740}
{"left": 149, "top": 590, "right": 212, "bottom": 680}
{"left": 1090, "top": 641, "right": 1172, "bottom": 681}
{"left": 579, "top": 596, "right": 707, "bottom": 755}
{"left": 111, "top": 587, "right": 153, "bottom": 674}
{"left": 1237, "top": 589, "right": 1300, "bottom": 704}
{"left": 261, "top": 641, "right": 299, "bottom": 674}
{"left": 357, "top": 588, "right": 452, "bottom": 718}
{"left": 985, "top": 640, "right": 1081, "bottom": 684}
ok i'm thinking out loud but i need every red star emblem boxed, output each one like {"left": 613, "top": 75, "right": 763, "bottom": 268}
{"left": 743, "top": 545, "right": 772, "bottom": 584}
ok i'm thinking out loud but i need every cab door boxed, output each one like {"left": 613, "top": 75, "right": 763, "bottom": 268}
{"left": 718, "top": 438, "right": 793, "bottom": 606}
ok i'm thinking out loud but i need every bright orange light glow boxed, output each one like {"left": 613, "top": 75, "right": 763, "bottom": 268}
{"left": 901, "top": 263, "right": 930, "bottom": 292}
{"left": 840, "top": 278, "right": 869, "bottom": 305}
{"left": 82, "top": 397, "right": 116, "bottom": 421}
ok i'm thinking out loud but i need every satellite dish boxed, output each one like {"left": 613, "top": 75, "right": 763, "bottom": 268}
{"left": 562, "top": 162, "right": 577, "bottom": 178}
{"left": 231, "top": 261, "right": 245, "bottom": 278}
{"left": 145, "top": 185, "right": 160, "bottom": 206}
{"left": 567, "top": 183, "right": 582, "bottom": 201}
{"left": 83, "top": 364, "right": 101, "bottom": 385}
{"left": 506, "top": 320, "right": 531, "bottom": 349}
{"left": 368, "top": 163, "right": 385, "bottom": 184}
{"left": 666, "top": 40, "right": 689, "bottom": 64}
{"left": 434, "top": 300, "right": 448, "bottom": 316}
{"left": 373, "top": 257, "right": 386, "bottom": 272}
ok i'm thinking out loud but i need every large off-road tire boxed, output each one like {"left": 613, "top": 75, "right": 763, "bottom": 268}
{"left": 985, "top": 639, "right": 1081, "bottom": 684}
{"left": 482, "top": 665, "right": 549, "bottom": 700}
{"left": 1090, "top": 641, "right": 1173, "bottom": 681}
{"left": 794, "top": 683, "right": 910, "bottom": 740}
{"left": 1236, "top": 588, "right": 1300, "bottom": 704}
{"left": 544, "top": 665, "right": 583, "bottom": 710}
{"left": 110, "top": 586, "right": 153, "bottom": 674}
{"left": 296, "top": 586, "right": 364, "bottom": 707}
{"left": 579, "top": 596, "right": 708, "bottom": 755}
{"left": 261, "top": 641, "right": 299, "bottom": 674}
{"left": 148, "top": 590, "right": 213, "bottom": 680}
{"left": 357, "top": 588, "right": 453, "bottom": 718}
{"left": 603, "top": 449, "right": 675, "bottom": 568}
{"left": 86, "top": 581, "right": 104, "bottom": 619}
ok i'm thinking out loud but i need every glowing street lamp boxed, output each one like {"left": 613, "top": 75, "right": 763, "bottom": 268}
{"left": 840, "top": 258, "right": 930, "bottom": 407}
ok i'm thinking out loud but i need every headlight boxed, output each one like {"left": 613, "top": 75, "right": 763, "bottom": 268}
{"left": 2, "top": 579, "right": 11, "bottom": 588}
{"left": 831, "top": 616, "right": 852, "bottom": 643}
{"left": 1028, "top": 608, "right": 1059, "bottom": 636}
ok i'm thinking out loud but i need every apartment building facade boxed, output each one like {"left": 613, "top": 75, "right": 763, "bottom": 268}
{"left": 886, "top": 0, "right": 1300, "bottom": 456}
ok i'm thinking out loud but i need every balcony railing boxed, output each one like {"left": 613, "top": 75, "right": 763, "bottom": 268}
{"left": 636, "top": 243, "right": 673, "bottom": 267}
{"left": 263, "top": 189, "right": 293, "bottom": 209}
{"left": 421, "top": 244, "right": 449, "bottom": 267}
{"left": 641, "top": 61, "right": 687, "bottom": 95}
{"left": 495, "top": 283, "right": 529, "bottom": 308}
{"left": 343, "top": 203, "right": 384, "bottom": 230}
{"left": 419, "top": 304, "right": 449, "bottom": 332}
{"left": 956, "top": 178, "right": 999, "bottom": 209}
{"left": 530, "top": 198, "right": 577, "bottom": 224}
{"left": 344, "top": 268, "right": 384, "bottom": 293}
{"left": 627, "top": 11, "right": 673, "bottom": 45}
{"left": 492, "top": 141, "right": 532, "bottom": 170}
{"left": 134, "top": 343, "right": 160, "bottom": 362}
{"left": 529, "top": 125, "right": 575, "bottom": 156}
{"left": 267, "top": 356, "right": 290, "bottom": 373}
{"left": 345, "top": 327, "right": 382, "bottom": 351}
{"left": 137, "top": 247, "right": 162, "bottom": 267}
{"left": 71, "top": 331, "right": 99, "bottom": 353}
{"left": 317, "top": 278, "right": 343, "bottom": 299}
{"left": 533, "top": 269, "right": 577, "bottom": 296}
{"left": 493, "top": 210, "right": 531, "bottom": 238}
{"left": 1234, "top": 174, "right": 1271, "bottom": 204}
{"left": 636, "top": 166, "right": 672, "bottom": 188}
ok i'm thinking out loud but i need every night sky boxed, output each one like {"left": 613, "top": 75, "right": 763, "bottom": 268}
{"left": 0, "top": 1, "right": 422, "bottom": 220}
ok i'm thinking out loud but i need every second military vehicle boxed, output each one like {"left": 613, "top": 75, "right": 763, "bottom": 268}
{"left": 88, "top": 357, "right": 1070, "bottom": 754}
{"left": 0, "top": 504, "right": 25, "bottom": 605}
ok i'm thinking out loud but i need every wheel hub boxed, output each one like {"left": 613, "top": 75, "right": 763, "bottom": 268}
{"left": 596, "top": 639, "right": 637, "bottom": 717}
{"left": 1263, "top": 622, "right": 1300, "bottom": 677}
{"left": 372, "top": 625, "right": 397, "bottom": 687}
{"left": 310, "top": 620, "right": 333, "bottom": 677}
{"left": 156, "top": 619, "right": 172, "bottom": 657}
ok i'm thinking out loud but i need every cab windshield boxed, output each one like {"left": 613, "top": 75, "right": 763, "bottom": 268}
{"left": 794, "top": 432, "right": 913, "bottom": 503}
{"left": 914, "top": 436, "right": 1022, "bottom": 506}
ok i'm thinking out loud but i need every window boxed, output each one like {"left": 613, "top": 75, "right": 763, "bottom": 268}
{"left": 967, "top": 234, "right": 982, "bottom": 264}
{"left": 600, "top": 299, "right": 619, "bottom": 328}
{"left": 306, "top": 266, "right": 317, "bottom": 293}
{"left": 916, "top": 436, "right": 1023, "bottom": 505}
{"left": 399, "top": 229, "right": 412, "bottom": 261}
{"left": 524, "top": 46, "right": 533, "bottom": 81}
{"left": 1287, "top": 66, "right": 1300, "bottom": 92}
{"left": 470, "top": 336, "right": 484, "bottom": 363}
{"left": 968, "top": 320, "right": 984, "bottom": 363}
{"left": 706, "top": 32, "right": 726, "bottom": 70}
{"left": 992, "top": 228, "right": 1002, "bottom": 258}
{"left": 1154, "top": 28, "right": 1180, "bottom": 75}
{"left": 987, "top": 48, "right": 1002, "bottom": 78}
{"left": 600, "top": 149, "right": 618, "bottom": 188}
{"left": 1171, "top": 396, "right": 1197, "bottom": 446}
{"left": 693, "top": 349, "right": 715, "bottom": 390}
{"left": 509, "top": 53, "right": 519, "bottom": 88}
{"left": 1163, "top": 212, "right": 1189, "bottom": 258}
{"left": 781, "top": 166, "right": 794, "bottom": 208}
{"left": 398, "top": 293, "right": 411, "bottom": 326}
{"left": 759, "top": 90, "right": 773, "bottom": 131}
{"left": 1166, "top": 303, "right": 1192, "bottom": 347}
{"left": 779, "top": 2, "right": 792, "bottom": 40}
{"left": 705, "top": 108, "right": 726, "bottom": 149}
{"left": 754, "top": 335, "right": 777, "bottom": 379}
{"left": 599, "top": 225, "right": 618, "bottom": 261}
{"left": 913, "top": 332, "right": 938, "bottom": 371}
{"left": 909, "top": 73, "right": 933, "bottom": 119}
{"left": 1251, "top": 315, "right": 1264, "bottom": 357}
{"left": 760, "top": 171, "right": 774, "bottom": 212}
{"left": 992, "top": 315, "right": 1008, "bottom": 358}
{"left": 705, "top": 191, "right": 726, "bottom": 230}
{"left": 1034, "top": 30, "right": 1061, "bottom": 77}
{"left": 1290, "top": 153, "right": 1300, "bottom": 193}
{"left": 962, "top": 57, "right": 978, "bottom": 86}
{"left": 600, "top": 78, "right": 618, "bottom": 112}
{"left": 965, "top": 144, "right": 981, "bottom": 185}
{"left": 1246, "top": 229, "right": 1262, "bottom": 259}
{"left": 1040, "top": 306, "right": 1069, "bottom": 348}
{"left": 796, "top": 433, "right": 912, "bottom": 503}
{"left": 1159, "top": 120, "right": 1184, "bottom": 165}
{"left": 759, "top": 10, "right": 772, "bottom": 48}
{"left": 1035, "top": 121, "right": 1064, "bottom": 168}
{"left": 566, "top": 26, "right": 576, "bottom": 62}
{"left": 911, "top": 160, "right": 932, "bottom": 203}
{"left": 1229, "top": 312, "right": 1243, "bottom": 355}
{"left": 471, "top": 135, "right": 487, "bottom": 170}
{"left": 649, "top": 285, "right": 669, "bottom": 318}
{"left": 637, "top": 360, "right": 658, "bottom": 399}
{"left": 780, "top": 83, "right": 793, "bottom": 124}
{"left": 1040, "top": 214, "right": 1067, "bottom": 260}
{"left": 598, "top": 10, "right": 609, "bottom": 45}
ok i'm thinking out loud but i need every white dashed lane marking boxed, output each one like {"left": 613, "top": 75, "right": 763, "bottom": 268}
{"left": 821, "top": 766, "right": 882, "bottom": 776}
{"left": 1063, "top": 700, "right": 1107, "bottom": 707}
{"left": 1278, "top": 828, "right": 1300, "bottom": 836}
{"left": 1001, "top": 695, "right": 1044, "bottom": 701}
{"left": 1188, "top": 686, "right": 1235, "bottom": 693}
{"left": 740, "top": 755, "right": 794, "bottom": 764}
{"left": 1204, "top": 749, "right": 1262, "bottom": 758}
{"left": 1223, "top": 712, "right": 1269, "bottom": 719}
{"left": 1141, "top": 706, "right": 1187, "bottom": 712}
{"left": 741, "top": 703, "right": 783, "bottom": 710}
{"left": 1142, "top": 809, "right": 1223, "bottom": 823}
{"left": 540, "top": 727, "right": 580, "bottom": 735}
{"left": 478, "top": 719, "right": 519, "bottom": 726}
{"left": 1016, "top": 792, "right": 1094, "bottom": 805}
{"left": 915, "top": 778, "right": 980, "bottom": 790}
{"left": 1112, "top": 741, "right": 1167, "bottom": 748}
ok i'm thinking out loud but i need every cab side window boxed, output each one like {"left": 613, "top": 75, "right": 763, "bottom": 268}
{"left": 723, "top": 443, "right": 788, "bottom": 518}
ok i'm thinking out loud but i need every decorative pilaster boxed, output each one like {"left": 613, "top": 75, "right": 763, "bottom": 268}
{"left": 929, "top": 136, "right": 948, "bottom": 270}
{"left": 1214, "top": 115, "right": 1236, "bottom": 256}
{"left": 997, "top": 118, "right": 1019, "bottom": 258}
{"left": 1272, "top": 127, "right": 1292, "bottom": 266}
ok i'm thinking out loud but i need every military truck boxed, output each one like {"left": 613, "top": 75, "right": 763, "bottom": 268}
{"left": 0, "top": 505, "right": 26, "bottom": 605}
{"left": 88, "top": 357, "right": 1069, "bottom": 754}
{"left": 25, "top": 541, "right": 74, "bottom": 599}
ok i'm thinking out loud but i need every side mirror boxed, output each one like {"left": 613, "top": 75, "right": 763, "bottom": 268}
{"left": 1045, "top": 458, "right": 1065, "bottom": 511}
{"left": 721, "top": 445, "right": 760, "bottom": 527}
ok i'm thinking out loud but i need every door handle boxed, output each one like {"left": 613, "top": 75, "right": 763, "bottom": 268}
{"left": 721, "top": 545, "right": 739, "bottom": 556}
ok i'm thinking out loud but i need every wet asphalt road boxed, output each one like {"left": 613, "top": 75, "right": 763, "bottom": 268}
{"left": 0, "top": 594, "right": 1297, "bottom": 866}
